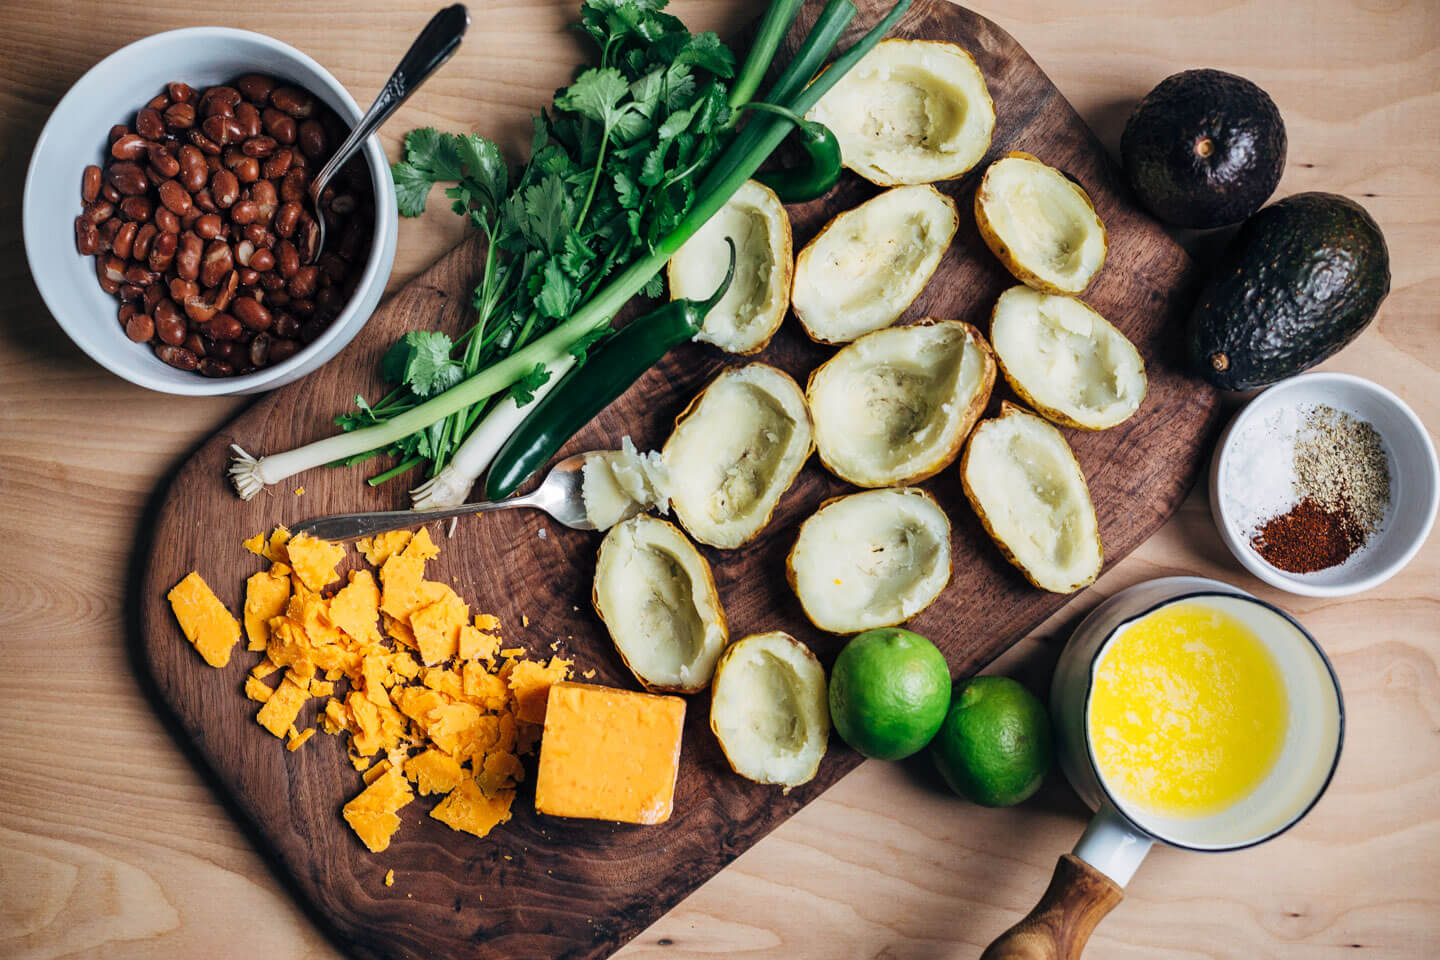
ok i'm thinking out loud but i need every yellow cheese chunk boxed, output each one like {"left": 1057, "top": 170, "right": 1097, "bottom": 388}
{"left": 384, "top": 869, "right": 395, "bottom": 887}
{"left": 256, "top": 676, "right": 309, "bottom": 738}
{"left": 244, "top": 675, "right": 274, "bottom": 703}
{"left": 410, "top": 593, "right": 468, "bottom": 666}
{"left": 286, "top": 727, "right": 315, "bottom": 751}
{"left": 458, "top": 625, "right": 500, "bottom": 662}
{"left": 285, "top": 533, "right": 346, "bottom": 592}
{"left": 343, "top": 767, "right": 414, "bottom": 853}
{"left": 167, "top": 572, "right": 241, "bottom": 668}
{"left": 404, "top": 748, "right": 464, "bottom": 796}
{"left": 507, "top": 657, "right": 572, "bottom": 724}
{"left": 534, "top": 682, "right": 685, "bottom": 825}
{"left": 357, "top": 530, "right": 412, "bottom": 566}
{"left": 430, "top": 778, "right": 513, "bottom": 838}
{"left": 244, "top": 569, "right": 291, "bottom": 651}
{"left": 329, "top": 569, "right": 382, "bottom": 644}
{"left": 401, "top": 526, "right": 439, "bottom": 560}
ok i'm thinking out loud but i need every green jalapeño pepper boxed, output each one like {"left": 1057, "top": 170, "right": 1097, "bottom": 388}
{"left": 483, "top": 239, "right": 737, "bottom": 501}
{"left": 745, "top": 101, "right": 843, "bottom": 203}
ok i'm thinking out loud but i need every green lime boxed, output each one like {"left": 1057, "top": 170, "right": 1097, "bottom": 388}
{"left": 930, "top": 676, "right": 1053, "bottom": 807}
{"left": 828, "top": 628, "right": 951, "bottom": 760}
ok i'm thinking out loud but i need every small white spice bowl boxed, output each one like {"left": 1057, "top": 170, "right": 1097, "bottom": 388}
{"left": 1210, "top": 372, "right": 1438, "bottom": 597}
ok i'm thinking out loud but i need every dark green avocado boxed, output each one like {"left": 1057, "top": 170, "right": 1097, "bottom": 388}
{"left": 1122, "top": 69, "right": 1286, "bottom": 228}
{"left": 1187, "top": 192, "right": 1390, "bottom": 390}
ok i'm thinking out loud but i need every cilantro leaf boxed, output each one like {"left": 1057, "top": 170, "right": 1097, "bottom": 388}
{"left": 380, "top": 331, "right": 463, "bottom": 397}
{"left": 391, "top": 160, "right": 437, "bottom": 217}
{"left": 613, "top": 170, "right": 643, "bottom": 209}
{"left": 536, "top": 258, "right": 581, "bottom": 319}
{"left": 507, "top": 362, "right": 555, "bottom": 406}
{"left": 556, "top": 68, "right": 631, "bottom": 128}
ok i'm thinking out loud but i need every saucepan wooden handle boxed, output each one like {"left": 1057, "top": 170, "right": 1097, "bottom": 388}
{"left": 979, "top": 854, "right": 1124, "bottom": 960}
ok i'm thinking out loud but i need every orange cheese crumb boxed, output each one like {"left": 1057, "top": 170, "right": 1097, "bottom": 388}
{"left": 168, "top": 572, "right": 241, "bottom": 668}
{"left": 256, "top": 676, "right": 309, "bottom": 738}
{"left": 404, "top": 748, "right": 465, "bottom": 796}
{"left": 384, "top": 869, "right": 395, "bottom": 887}
{"left": 534, "top": 683, "right": 685, "bottom": 825}
{"left": 244, "top": 675, "right": 274, "bottom": 703}
{"left": 430, "top": 779, "right": 514, "bottom": 838}
{"left": 357, "top": 530, "right": 412, "bottom": 566}
{"left": 507, "top": 657, "right": 573, "bottom": 724}
{"left": 401, "top": 526, "right": 439, "bottom": 561}
{"left": 244, "top": 568, "right": 291, "bottom": 651}
{"left": 287, "top": 727, "right": 315, "bottom": 751}
{"left": 285, "top": 533, "right": 346, "bottom": 592}
{"left": 342, "top": 767, "right": 414, "bottom": 853}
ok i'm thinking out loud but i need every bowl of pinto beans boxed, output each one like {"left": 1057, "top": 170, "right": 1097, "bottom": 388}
{"left": 23, "top": 27, "right": 397, "bottom": 395}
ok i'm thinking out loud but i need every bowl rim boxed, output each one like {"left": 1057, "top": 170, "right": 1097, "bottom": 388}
{"left": 1210, "top": 371, "right": 1439, "bottom": 597}
{"left": 22, "top": 25, "right": 396, "bottom": 397}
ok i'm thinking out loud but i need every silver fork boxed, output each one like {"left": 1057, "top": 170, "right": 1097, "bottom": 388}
{"left": 289, "top": 452, "right": 596, "bottom": 541}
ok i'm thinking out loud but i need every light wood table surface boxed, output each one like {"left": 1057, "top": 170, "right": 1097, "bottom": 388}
{"left": 2, "top": 0, "right": 1436, "bottom": 957}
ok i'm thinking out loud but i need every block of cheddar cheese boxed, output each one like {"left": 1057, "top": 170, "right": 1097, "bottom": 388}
{"left": 534, "top": 682, "right": 685, "bottom": 825}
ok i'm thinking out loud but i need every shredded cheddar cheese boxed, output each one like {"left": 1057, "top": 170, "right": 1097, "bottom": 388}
{"left": 170, "top": 525, "right": 575, "bottom": 858}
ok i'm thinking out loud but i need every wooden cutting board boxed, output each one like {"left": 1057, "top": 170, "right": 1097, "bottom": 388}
{"left": 134, "top": 1, "right": 1220, "bottom": 957}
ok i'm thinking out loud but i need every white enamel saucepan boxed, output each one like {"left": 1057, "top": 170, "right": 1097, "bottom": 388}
{"left": 981, "top": 577, "right": 1344, "bottom": 960}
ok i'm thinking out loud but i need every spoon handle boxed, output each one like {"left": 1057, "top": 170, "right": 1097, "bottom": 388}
{"left": 309, "top": 4, "right": 470, "bottom": 199}
{"left": 291, "top": 495, "right": 530, "bottom": 542}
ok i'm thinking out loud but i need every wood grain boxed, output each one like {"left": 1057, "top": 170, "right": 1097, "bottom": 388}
{"left": 129, "top": 2, "right": 1219, "bottom": 958}
{"left": 2, "top": 1, "right": 1437, "bottom": 959}
{"left": 979, "top": 855, "right": 1124, "bottom": 960}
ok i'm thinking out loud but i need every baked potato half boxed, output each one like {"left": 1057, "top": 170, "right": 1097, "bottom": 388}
{"left": 710, "top": 631, "right": 829, "bottom": 791}
{"left": 975, "top": 152, "right": 1107, "bottom": 295}
{"left": 805, "top": 38, "right": 995, "bottom": 187}
{"left": 960, "top": 403, "right": 1102, "bottom": 594}
{"left": 791, "top": 185, "right": 958, "bottom": 344}
{"left": 592, "top": 514, "right": 727, "bottom": 693}
{"left": 662, "top": 363, "right": 813, "bottom": 549}
{"left": 807, "top": 319, "right": 995, "bottom": 487}
{"left": 787, "top": 487, "right": 952, "bottom": 634}
{"left": 667, "top": 179, "right": 793, "bottom": 355}
{"left": 990, "top": 286, "right": 1146, "bottom": 430}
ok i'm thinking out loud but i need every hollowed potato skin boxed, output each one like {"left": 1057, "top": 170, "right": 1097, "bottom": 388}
{"left": 805, "top": 318, "right": 997, "bottom": 486}
{"left": 973, "top": 152, "right": 1109, "bottom": 296}
{"left": 591, "top": 515, "right": 728, "bottom": 694}
{"left": 958, "top": 402, "right": 1103, "bottom": 594}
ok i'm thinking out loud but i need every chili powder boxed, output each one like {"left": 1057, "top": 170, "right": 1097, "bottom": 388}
{"left": 1250, "top": 496, "right": 1366, "bottom": 573}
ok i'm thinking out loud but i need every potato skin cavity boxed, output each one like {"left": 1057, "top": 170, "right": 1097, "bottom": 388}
{"left": 792, "top": 185, "right": 958, "bottom": 344}
{"left": 807, "top": 319, "right": 996, "bottom": 487}
{"left": 710, "top": 631, "right": 829, "bottom": 790}
{"left": 990, "top": 286, "right": 1146, "bottom": 430}
{"left": 663, "top": 363, "right": 813, "bottom": 549}
{"left": 593, "top": 514, "right": 727, "bottom": 692}
{"left": 975, "top": 152, "right": 1108, "bottom": 295}
{"left": 960, "top": 403, "right": 1102, "bottom": 594}
{"left": 787, "top": 487, "right": 952, "bottom": 633}
{"left": 807, "top": 38, "right": 995, "bottom": 187}
{"left": 667, "top": 180, "right": 793, "bottom": 355}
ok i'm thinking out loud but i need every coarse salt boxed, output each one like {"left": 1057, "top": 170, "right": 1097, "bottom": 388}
{"left": 1222, "top": 405, "right": 1304, "bottom": 538}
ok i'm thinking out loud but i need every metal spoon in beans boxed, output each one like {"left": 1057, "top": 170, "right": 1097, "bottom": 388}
{"left": 300, "top": 4, "right": 470, "bottom": 263}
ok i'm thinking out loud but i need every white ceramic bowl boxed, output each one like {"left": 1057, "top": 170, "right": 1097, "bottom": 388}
{"left": 22, "top": 27, "right": 398, "bottom": 396}
{"left": 1210, "top": 372, "right": 1439, "bottom": 596}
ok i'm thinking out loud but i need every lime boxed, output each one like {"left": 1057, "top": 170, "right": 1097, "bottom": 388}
{"left": 828, "top": 628, "right": 951, "bottom": 760}
{"left": 930, "top": 676, "right": 1052, "bottom": 807}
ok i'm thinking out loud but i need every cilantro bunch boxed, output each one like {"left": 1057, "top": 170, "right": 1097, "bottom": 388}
{"left": 339, "top": 0, "right": 739, "bottom": 486}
